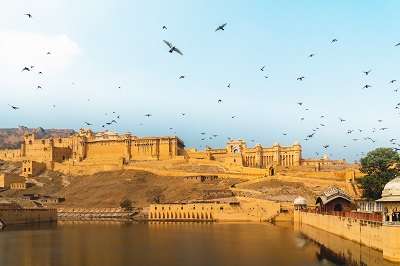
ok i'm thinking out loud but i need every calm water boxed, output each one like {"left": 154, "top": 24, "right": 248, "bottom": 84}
{"left": 0, "top": 222, "right": 396, "bottom": 266}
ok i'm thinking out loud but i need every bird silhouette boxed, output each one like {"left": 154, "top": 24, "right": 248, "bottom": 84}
{"left": 215, "top": 23, "right": 227, "bottom": 32}
{"left": 297, "top": 102, "right": 303, "bottom": 106}
{"left": 363, "top": 70, "right": 372, "bottom": 76}
{"left": 395, "top": 42, "right": 400, "bottom": 47}
{"left": 260, "top": 66, "right": 265, "bottom": 71}
{"left": 24, "top": 13, "right": 32, "bottom": 18}
{"left": 163, "top": 40, "right": 183, "bottom": 55}
{"left": 162, "top": 25, "right": 167, "bottom": 30}
{"left": 309, "top": 53, "right": 315, "bottom": 58}
{"left": 390, "top": 80, "right": 397, "bottom": 84}
{"left": 9, "top": 104, "right": 19, "bottom": 110}
{"left": 323, "top": 145, "right": 330, "bottom": 149}
{"left": 227, "top": 83, "right": 231, "bottom": 88}
{"left": 339, "top": 117, "right": 346, "bottom": 122}
{"left": 362, "top": 84, "right": 372, "bottom": 89}
{"left": 84, "top": 122, "right": 92, "bottom": 126}
{"left": 46, "top": 52, "right": 51, "bottom": 55}
{"left": 331, "top": 39, "right": 338, "bottom": 43}
{"left": 297, "top": 76, "right": 305, "bottom": 81}
{"left": 218, "top": 99, "right": 223, "bottom": 103}
{"left": 38, "top": 71, "right": 43, "bottom": 75}
{"left": 22, "top": 67, "right": 30, "bottom": 72}
{"left": 145, "top": 114, "right": 152, "bottom": 118}
{"left": 179, "top": 75, "right": 185, "bottom": 79}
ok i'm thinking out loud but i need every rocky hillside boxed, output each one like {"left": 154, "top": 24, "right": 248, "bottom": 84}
{"left": 0, "top": 127, "right": 75, "bottom": 149}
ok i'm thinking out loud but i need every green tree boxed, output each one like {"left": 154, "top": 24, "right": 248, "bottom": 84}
{"left": 120, "top": 199, "right": 134, "bottom": 211}
{"left": 360, "top": 148, "right": 400, "bottom": 200}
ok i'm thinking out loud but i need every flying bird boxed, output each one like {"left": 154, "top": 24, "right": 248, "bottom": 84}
{"left": 309, "top": 53, "right": 315, "bottom": 58}
{"left": 215, "top": 23, "right": 227, "bottom": 32}
{"left": 24, "top": 13, "right": 32, "bottom": 18}
{"left": 227, "top": 83, "right": 231, "bottom": 88}
{"left": 297, "top": 102, "right": 303, "bottom": 106}
{"left": 260, "top": 66, "right": 266, "bottom": 71}
{"left": 218, "top": 99, "right": 223, "bottom": 103}
{"left": 9, "top": 104, "right": 19, "bottom": 110}
{"left": 395, "top": 42, "right": 400, "bottom": 47}
{"left": 297, "top": 76, "right": 305, "bottom": 81}
{"left": 162, "top": 25, "right": 167, "bottom": 30}
{"left": 84, "top": 122, "right": 92, "bottom": 126}
{"left": 145, "top": 114, "right": 152, "bottom": 118}
{"left": 362, "top": 84, "right": 372, "bottom": 89}
{"left": 179, "top": 75, "right": 185, "bottom": 79}
{"left": 163, "top": 40, "right": 183, "bottom": 55}
{"left": 22, "top": 67, "right": 30, "bottom": 72}
{"left": 363, "top": 70, "right": 371, "bottom": 76}
{"left": 339, "top": 117, "right": 346, "bottom": 122}
{"left": 331, "top": 39, "right": 338, "bottom": 43}
{"left": 390, "top": 80, "right": 397, "bottom": 84}
{"left": 323, "top": 145, "right": 330, "bottom": 149}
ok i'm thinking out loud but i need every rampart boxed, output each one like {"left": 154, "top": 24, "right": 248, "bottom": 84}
{"left": 0, "top": 208, "right": 57, "bottom": 227}
{"left": 294, "top": 210, "right": 400, "bottom": 262}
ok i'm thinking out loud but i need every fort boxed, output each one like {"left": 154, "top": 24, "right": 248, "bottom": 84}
{"left": 0, "top": 129, "right": 347, "bottom": 178}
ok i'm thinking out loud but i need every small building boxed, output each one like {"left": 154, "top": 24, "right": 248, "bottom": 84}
{"left": 356, "top": 199, "right": 383, "bottom": 213}
{"left": 293, "top": 196, "right": 307, "bottom": 210}
{"left": 316, "top": 187, "right": 353, "bottom": 212}
{"left": 376, "top": 177, "right": 400, "bottom": 224}
{"left": 10, "top": 182, "right": 27, "bottom": 190}
{"left": 0, "top": 173, "right": 26, "bottom": 189}
{"left": 22, "top": 194, "right": 41, "bottom": 201}
{"left": 21, "top": 160, "right": 46, "bottom": 177}
{"left": 38, "top": 196, "right": 65, "bottom": 204}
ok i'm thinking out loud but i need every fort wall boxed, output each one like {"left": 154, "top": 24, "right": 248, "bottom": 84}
{"left": 294, "top": 211, "right": 382, "bottom": 250}
{"left": 0, "top": 148, "right": 21, "bottom": 161}
{"left": 0, "top": 208, "right": 57, "bottom": 227}
{"left": 148, "top": 197, "right": 281, "bottom": 222}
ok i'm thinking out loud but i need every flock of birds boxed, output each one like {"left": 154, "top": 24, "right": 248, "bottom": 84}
{"left": 7, "top": 13, "right": 400, "bottom": 161}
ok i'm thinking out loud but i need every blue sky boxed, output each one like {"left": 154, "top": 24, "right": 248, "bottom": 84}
{"left": 1, "top": 0, "right": 400, "bottom": 161}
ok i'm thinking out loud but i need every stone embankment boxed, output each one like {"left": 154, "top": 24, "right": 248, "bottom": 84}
{"left": 57, "top": 207, "right": 138, "bottom": 221}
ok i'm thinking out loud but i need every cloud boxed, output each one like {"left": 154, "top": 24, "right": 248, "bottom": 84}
{"left": 0, "top": 31, "right": 80, "bottom": 71}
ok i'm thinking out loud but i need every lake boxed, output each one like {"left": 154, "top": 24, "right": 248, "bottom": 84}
{"left": 0, "top": 221, "right": 397, "bottom": 266}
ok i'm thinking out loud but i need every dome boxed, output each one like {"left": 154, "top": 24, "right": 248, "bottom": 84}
{"left": 382, "top": 177, "right": 400, "bottom": 197}
{"left": 294, "top": 196, "right": 307, "bottom": 206}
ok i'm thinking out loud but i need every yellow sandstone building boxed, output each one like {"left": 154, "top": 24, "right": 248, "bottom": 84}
{"left": 0, "top": 129, "right": 345, "bottom": 176}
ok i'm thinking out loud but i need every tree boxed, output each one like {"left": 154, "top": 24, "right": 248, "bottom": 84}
{"left": 359, "top": 148, "right": 400, "bottom": 200}
{"left": 120, "top": 199, "right": 134, "bottom": 211}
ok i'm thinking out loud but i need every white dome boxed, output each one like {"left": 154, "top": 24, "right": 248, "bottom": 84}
{"left": 382, "top": 177, "right": 400, "bottom": 197}
{"left": 294, "top": 196, "right": 307, "bottom": 206}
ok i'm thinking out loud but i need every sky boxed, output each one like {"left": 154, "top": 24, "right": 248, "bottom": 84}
{"left": 1, "top": 0, "right": 400, "bottom": 161}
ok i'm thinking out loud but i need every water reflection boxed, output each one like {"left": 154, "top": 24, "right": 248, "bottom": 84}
{"left": 296, "top": 223, "right": 400, "bottom": 266}
{"left": 0, "top": 221, "right": 397, "bottom": 266}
